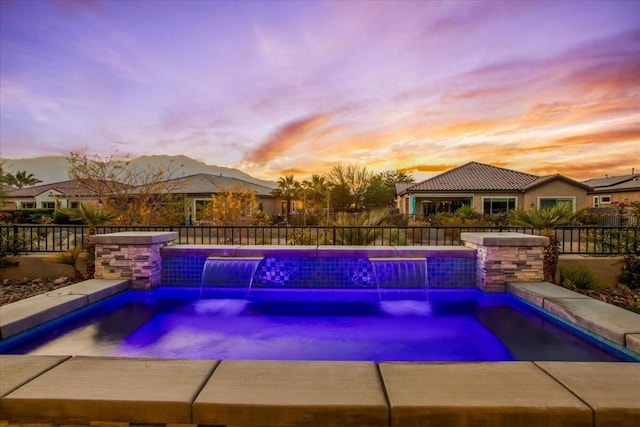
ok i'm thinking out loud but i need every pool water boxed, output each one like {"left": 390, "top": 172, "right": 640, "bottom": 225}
{"left": 0, "top": 288, "right": 630, "bottom": 362}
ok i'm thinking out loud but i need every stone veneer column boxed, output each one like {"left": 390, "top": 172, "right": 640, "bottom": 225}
{"left": 91, "top": 231, "right": 177, "bottom": 289}
{"left": 461, "top": 232, "right": 549, "bottom": 293}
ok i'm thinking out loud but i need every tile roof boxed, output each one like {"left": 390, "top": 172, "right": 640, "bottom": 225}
{"left": 156, "top": 174, "right": 276, "bottom": 197}
{"left": 404, "top": 162, "right": 539, "bottom": 192}
{"left": 5, "top": 180, "right": 97, "bottom": 197}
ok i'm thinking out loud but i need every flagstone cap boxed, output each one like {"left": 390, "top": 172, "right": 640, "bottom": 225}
{"left": 462, "top": 232, "right": 549, "bottom": 246}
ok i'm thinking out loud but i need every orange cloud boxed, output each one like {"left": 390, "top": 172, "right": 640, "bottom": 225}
{"left": 549, "top": 126, "right": 639, "bottom": 147}
{"left": 244, "top": 114, "right": 330, "bottom": 165}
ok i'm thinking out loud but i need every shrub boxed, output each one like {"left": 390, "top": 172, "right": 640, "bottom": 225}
{"left": 620, "top": 254, "right": 640, "bottom": 289}
{"left": 287, "top": 229, "right": 319, "bottom": 245}
{"left": 0, "top": 230, "right": 27, "bottom": 268}
{"left": 558, "top": 266, "right": 598, "bottom": 290}
{"left": 323, "top": 209, "right": 390, "bottom": 245}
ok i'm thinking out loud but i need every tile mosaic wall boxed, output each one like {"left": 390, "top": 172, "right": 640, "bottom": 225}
{"left": 161, "top": 255, "right": 476, "bottom": 289}
{"left": 427, "top": 258, "right": 476, "bottom": 288}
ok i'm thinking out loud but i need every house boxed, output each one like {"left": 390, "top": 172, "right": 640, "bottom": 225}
{"left": 396, "top": 162, "right": 592, "bottom": 216}
{"left": 151, "top": 173, "right": 277, "bottom": 223}
{"left": 3, "top": 180, "right": 101, "bottom": 210}
{"left": 2, "top": 174, "right": 279, "bottom": 224}
{"left": 584, "top": 172, "right": 640, "bottom": 208}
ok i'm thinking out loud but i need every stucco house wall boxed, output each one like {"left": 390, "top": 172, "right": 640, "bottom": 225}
{"left": 523, "top": 180, "right": 590, "bottom": 211}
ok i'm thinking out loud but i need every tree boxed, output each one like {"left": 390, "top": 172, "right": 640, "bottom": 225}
{"left": 67, "top": 150, "right": 186, "bottom": 225}
{"left": 363, "top": 170, "right": 414, "bottom": 208}
{"left": 508, "top": 202, "right": 583, "bottom": 283}
{"left": 208, "top": 184, "right": 258, "bottom": 226}
{"left": 271, "top": 175, "right": 298, "bottom": 219}
{"left": 324, "top": 164, "right": 374, "bottom": 211}
{"left": 2, "top": 169, "right": 42, "bottom": 189}
{"left": 304, "top": 174, "right": 329, "bottom": 210}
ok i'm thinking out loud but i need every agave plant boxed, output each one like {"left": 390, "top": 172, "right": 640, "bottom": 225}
{"left": 324, "top": 209, "right": 390, "bottom": 245}
{"left": 508, "top": 202, "right": 583, "bottom": 283}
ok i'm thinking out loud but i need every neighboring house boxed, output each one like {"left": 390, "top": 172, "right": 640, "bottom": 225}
{"left": 152, "top": 173, "right": 277, "bottom": 223}
{"left": 584, "top": 172, "right": 640, "bottom": 208}
{"left": 396, "top": 162, "right": 591, "bottom": 216}
{"left": 3, "top": 180, "right": 100, "bottom": 210}
{"left": 3, "top": 174, "right": 278, "bottom": 224}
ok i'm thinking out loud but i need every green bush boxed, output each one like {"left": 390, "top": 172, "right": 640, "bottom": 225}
{"left": 323, "top": 209, "right": 390, "bottom": 245}
{"left": 0, "top": 230, "right": 27, "bottom": 268}
{"left": 620, "top": 254, "right": 640, "bottom": 289}
{"left": 52, "top": 209, "right": 84, "bottom": 224}
{"left": 559, "top": 266, "right": 598, "bottom": 290}
{"left": 3, "top": 208, "right": 55, "bottom": 224}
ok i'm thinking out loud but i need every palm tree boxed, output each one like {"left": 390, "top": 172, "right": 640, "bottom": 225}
{"left": 59, "top": 204, "right": 118, "bottom": 278}
{"left": 3, "top": 170, "right": 42, "bottom": 189}
{"left": 508, "top": 202, "right": 583, "bottom": 283}
{"left": 306, "top": 174, "right": 329, "bottom": 210}
{"left": 271, "top": 175, "right": 298, "bottom": 221}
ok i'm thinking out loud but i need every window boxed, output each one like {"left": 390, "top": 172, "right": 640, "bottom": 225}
{"left": 483, "top": 197, "right": 516, "bottom": 215}
{"left": 194, "top": 199, "right": 213, "bottom": 222}
{"left": 539, "top": 197, "right": 574, "bottom": 210}
{"left": 69, "top": 201, "right": 80, "bottom": 209}
{"left": 21, "top": 202, "right": 36, "bottom": 209}
{"left": 41, "top": 202, "right": 55, "bottom": 209}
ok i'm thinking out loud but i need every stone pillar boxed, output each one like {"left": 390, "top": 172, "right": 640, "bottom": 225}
{"left": 91, "top": 232, "right": 178, "bottom": 289}
{"left": 461, "top": 232, "right": 549, "bottom": 293}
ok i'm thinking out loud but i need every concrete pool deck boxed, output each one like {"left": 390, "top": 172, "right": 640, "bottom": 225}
{"left": 0, "top": 356, "right": 638, "bottom": 426}
{"left": 0, "top": 280, "right": 639, "bottom": 426}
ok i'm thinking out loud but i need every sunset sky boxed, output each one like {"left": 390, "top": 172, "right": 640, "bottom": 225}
{"left": 1, "top": 0, "right": 638, "bottom": 182}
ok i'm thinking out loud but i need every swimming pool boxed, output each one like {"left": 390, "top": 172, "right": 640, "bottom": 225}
{"left": 0, "top": 288, "right": 632, "bottom": 362}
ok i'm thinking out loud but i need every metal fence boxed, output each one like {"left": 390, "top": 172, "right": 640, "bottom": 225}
{"left": 1, "top": 224, "right": 638, "bottom": 255}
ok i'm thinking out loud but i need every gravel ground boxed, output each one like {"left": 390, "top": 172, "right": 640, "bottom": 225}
{"left": 1, "top": 277, "right": 82, "bottom": 305}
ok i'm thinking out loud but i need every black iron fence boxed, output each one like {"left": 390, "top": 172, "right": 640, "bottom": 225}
{"left": 1, "top": 224, "right": 638, "bottom": 255}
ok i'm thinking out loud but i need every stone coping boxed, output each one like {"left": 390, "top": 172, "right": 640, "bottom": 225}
{"left": 507, "top": 282, "right": 640, "bottom": 355}
{"left": 162, "top": 244, "right": 476, "bottom": 258}
{"left": 462, "top": 231, "right": 549, "bottom": 247}
{"left": 1, "top": 357, "right": 638, "bottom": 426}
{"left": 91, "top": 231, "right": 178, "bottom": 245}
{"left": 0, "top": 279, "right": 129, "bottom": 339}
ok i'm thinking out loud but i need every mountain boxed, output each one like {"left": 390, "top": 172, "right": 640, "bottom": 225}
{"left": 0, "top": 155, "right": 276, "bottom": 188}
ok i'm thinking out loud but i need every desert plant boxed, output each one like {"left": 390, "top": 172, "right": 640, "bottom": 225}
{"left": 57, "top": 204, "right": 118, "bottom": 278}
{"left": 45, "top": 245, "right": 86, "bottom": 280}
{"left": 323, "top": 209, "right": 390, "bottom": 245}
{"left": 509, "top": 202, "right": 584, "bottom": 283}
{"left": 558, "top": 266, "right": 598, "bottom": 290}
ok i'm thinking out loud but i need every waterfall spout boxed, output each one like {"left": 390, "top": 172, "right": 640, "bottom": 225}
{"left": 370, "top": 258, "right": 428, "bottom": 301}
{"left": 200, "top": 257, "right": 263, "bottom": 298}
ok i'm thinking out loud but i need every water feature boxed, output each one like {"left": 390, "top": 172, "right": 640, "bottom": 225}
{"left": 370, "top": 258, "right": 427, "bottom": 301}
{"left": 200, "top": 257, "right": 262, "bottom": 298}
{"left": 199, "top": 256, "right": 428, "bottom": 303}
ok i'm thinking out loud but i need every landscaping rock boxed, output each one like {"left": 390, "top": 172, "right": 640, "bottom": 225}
{"left": 0, "top": 277, "right": 80, "bottom": 305}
